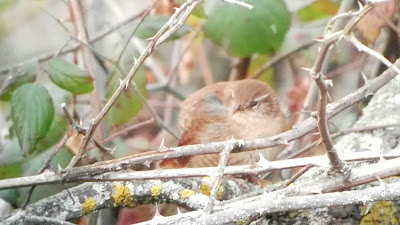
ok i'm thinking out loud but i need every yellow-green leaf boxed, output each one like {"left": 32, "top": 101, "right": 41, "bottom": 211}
{"left": 49, "top": 58, "right": 94, "bottom": 95}
{"left": 105, "top": 69, "right": 146, "bottom": 127}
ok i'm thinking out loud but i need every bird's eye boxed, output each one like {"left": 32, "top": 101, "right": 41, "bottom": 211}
{"left": 249, "top": 101, "right": 259, "bottom": 108}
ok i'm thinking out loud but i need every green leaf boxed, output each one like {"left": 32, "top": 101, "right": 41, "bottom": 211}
{"left": 11, "top": 84, "right": 55, "bottom": 155}
{"left": 0, "top": 162, "right": 21, "bottom": 179}
{"left": 36, "top": 116, "right": 67, "bottom": 153}
{"left": 203, "top": 0, "right": 289, "bottom": 57}
{"left": 0, "top": 62, "right": 37, "bottom": 101}
{"left": 135, "top": 16, "right": 191, "bottom": 41}
{"left": 48, "top": 58, "right": 94, "bottom": 95}
{"left": 298, "top": 0, "right": 339, "bottom": 22}
{"left": 105, "top": 69, "right": 146, "bottom": 127}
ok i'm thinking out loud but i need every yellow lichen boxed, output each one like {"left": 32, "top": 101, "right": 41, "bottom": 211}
{"left": 201, "top": 182, "right": 211, "bottom": 196}
{"left": 216, "top": 185, "right": 224, "bottom": 200}
{"left": 180, "top": 189, "right": 195, "bottom": 200}
{"left": 150, "top": 185, "right": 162, "bottom": 197}
{"left": 360, "top": 201, "right": 398, "bottom": 225}
{"left": 81, "top": 197, "right": 95, "bottom": 215}
{"left": 110, "top": 182, "right": 136, "bottom": 207}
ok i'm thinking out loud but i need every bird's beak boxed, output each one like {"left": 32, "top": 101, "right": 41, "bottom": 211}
{"left": 234, "top": 105, "right": 242, "bottom": 113}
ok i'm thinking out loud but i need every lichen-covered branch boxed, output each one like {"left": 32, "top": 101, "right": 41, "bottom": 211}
{"left": 1, "top": 178, "right": 259, "bottom": 224}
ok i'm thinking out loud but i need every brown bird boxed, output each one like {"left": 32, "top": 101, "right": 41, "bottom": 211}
{"left": 160, "top": 79, "right": 287, "bottom": 168}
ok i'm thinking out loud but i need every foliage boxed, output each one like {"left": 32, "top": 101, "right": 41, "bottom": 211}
{"left": 48, "top": 58, "right": 94, "bottom": 95}
{"left": 105, "top": 68, "right": 146, "bottom": 127}
{"left": 11, "top": 84, "right": 55, "bottom": 155}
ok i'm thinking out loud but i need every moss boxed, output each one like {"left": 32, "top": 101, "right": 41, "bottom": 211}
{"left": 360, "top": 201, "right": 398, "bottom": 225}
{"left": 180, "top": 189, "right": 195, "bottom": 200}
{"left": 110, "top": 182, "right": 136, "bottom": 207}
{"left": 150, "top": 185, "right": 162, "bottom": 197}
{"left": 81, "top": 197, "right": 95, "bottom": 215}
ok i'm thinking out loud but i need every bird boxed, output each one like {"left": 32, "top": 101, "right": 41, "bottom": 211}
{"left": 160, "top": 79, "right": 288, "bottom": 168}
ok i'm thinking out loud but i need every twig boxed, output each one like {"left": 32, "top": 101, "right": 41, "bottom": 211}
{"left": 49, "top": 10, "right": 179, "bottom": 141}
{"left": 198, "top": 43, "right": 215, "bottom": 85}
{"left": 274, "top": 164, "right": 314, "bottom": 190}
{"left": 61, "top": 103, "right": 74, "bottom": 125}
{"left": 68, "top": 0, "right": 103, "bottom": 142}
{"left": 3, "top": 150, "right": 400, "bottom": 190}
{"left": 250, "top": 39, "right": 316, "bottom": 79}
{"left": 286, "top": 123, "right": 400, "bottom": 159}
{"left": 308, "top": 4, "right": 375, "bottom": 171}
{"left": 279, "top": 0, "right": 357, "bottom": 160}
{"left": 57, "top": 51, "right": 400, "bottom": 177}
{"left": 21, "top": 134, "right": 69, "bottom": 209}
{"left": 229, "top": 57, "right": 251, "bottom": 80}
{"left": 166, "top": 22, "right": 204, "bottom": 87}
{"left": 116, "top": 0, "right": 160, "bottom": 63}
{"left": 100, "top": 118, "right": 156, "bottom": 144}
{"left": 139, "top": 180, "right": 400, "bottom": 225}
{"left": 0, "top": 6, "right": 150, "bottom": 74}
{"left": 204, "top": 141, "right": 235, "bottom": 213}
{"left": 64, "top": 0, "right": 202, "bottom": 170}
{"left": 348, "top": 34, "right": 400, "bottom": 74}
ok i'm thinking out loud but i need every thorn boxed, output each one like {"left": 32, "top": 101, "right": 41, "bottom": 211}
{"left": 312, "top": 131, "right": 320, "bottom": 136}
{"left": 133, "top": 57, "right": 138, "bottom": 64}
{"left": 364, "top": 202, "right": 372, "bottom": 215}
{"left": 301, "top": 67, "right": 312, "bottom": 72}
{"left": 275, "top": 137, "right": 289, "bottom": 146}
{"left": 143, "top": 160, "right": 151, "bottom": 168}
{"left": 377, "top": 176, "right": 385, "bottom": 188}
{"left": 145, "top": 37, "right": 154, "bottom": 41}
{"left": 325, "top": 79, "right": 333, "bottom": 88}
{"left": 57, "top": 164, "right": 63, "bottom": 173}
{"left": 357, "top": 1, "right": 364, "bottom": 10}
{"left": 310, "top": 111, "right": 317, "bottom": 118}
{"left": 125, "top": 81, "right": 129, "bottom": 90}
{"left": 379, "top": 154, "right": 386, "bottom": 162}
{"left": 110, "top": 146, "right": 117, "bottom": 154}
{"left": 327, "top": 91, "right": 332, "bottom": 102}
{"left": 154, "top": 203, "right": 163, "bottom": 217}
{"left": 61, "top": 103, "right": 66, "bottom": 108}
{"left": 119, "top": 78, "right": 124, "bottom": 87}
{"left": 360, "top": 72, "right": 371, "bottom": 85}
{"left": 256, "top": 152, "right": 271, "bottom": 166}
{"left": 176, "top": 207, "right": 182, "bottom": 215}
{"left": 313, "top": 38, "right": 324, "bottom": 43}
{"left": 79, "top": 119, "right": 83, "bottom": 126}
{"left": 158, "top": 137, "right": 168, "bottom": 152}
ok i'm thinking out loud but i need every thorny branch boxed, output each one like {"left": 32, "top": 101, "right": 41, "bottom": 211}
{"left": 2, "top": 150, "right": 400, "bottom": 190}
{"left": 65, "top": 0, "right": 202, "bottom": 170}
{"left": 52, "top": 51, "right": 400, "bottom": 180}
{"left": 2, "top": 1, "right": 400, "bottom": 224}
{"left": 308, "top": 3, "right": 375, "bottom": 171}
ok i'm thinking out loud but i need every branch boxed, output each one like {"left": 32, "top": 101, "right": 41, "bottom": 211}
{"left": 0, "top": 6, "right": 149, "bottom": 75}
{"left": 1, "top": 178, "right": 258, "bottom": 224}
{"left": 56, "top": 54, "right": 400, "bottom": 178}
{"left": 65, "top": 0, "right": 202, "bottom": 170}
{"left": 140, "top": 181, "right": 400, "bottom": 225}
{"left": 2, "top": 150, "right": 400, "bottom": 190}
